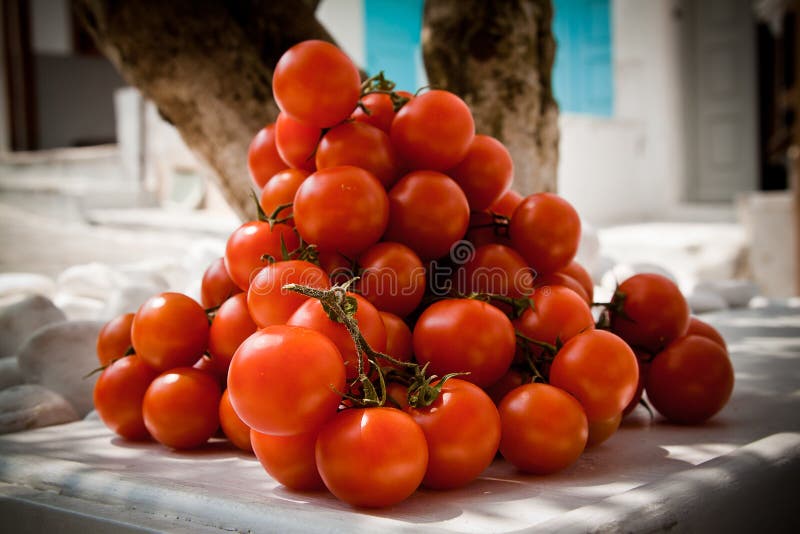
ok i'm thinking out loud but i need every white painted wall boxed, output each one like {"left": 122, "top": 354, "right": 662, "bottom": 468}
{"left": 317, "top": 0, "right": 366, "bottom": 68}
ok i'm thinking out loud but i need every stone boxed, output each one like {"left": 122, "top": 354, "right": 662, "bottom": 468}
{"left": 0, "top": 357, "right": 24, "bottom": 390}
{"left": 16, "top": 320, "right": 105, "bottom": 417}
{"left": 0, "top": 272, "right": 56, "bottom": 304}
{"left": 0, "top": 295, "right": 67, "bottom": 358}
{"left": 0, "top": 384, "right": 78, "bottom": 434}
{"left": 687, "top": 290, "right": 730, "bottom": 314}
{"left": 100, "top": 283, "right": 164, "bottom": 320}
{"left": 694, "top": 280, "right": 760, "bottom": 308}
{"left": 52, "top": 293, "right": 106, "bottom": 321}
{"left": 55, "top": 263, "right": 120, "bottom": 301}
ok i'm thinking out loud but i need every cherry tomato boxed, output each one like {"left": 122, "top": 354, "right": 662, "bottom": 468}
{"left": 510, "top": 193, "right": 581, "bottom": 274}
{"left": 558, "top": 260, "right": 594, "bottom": 303}
{"left": 386, "top": 381, "right": 410, "bottom": 409}
{"left": 358, "top": 241, "right": 425, "bottom": 317}
{"left": 379, "top": 311, "right": 413, "bottom": 366}
{"left": 224, "top": 220, "right": 299, "bottom": 291}
{"left": 131, "top": 292, "right": 209, "bottom": 372}
{"left": 686, "top": 316, "right": 727, "bottom": 350}
{"left": 351, "top": 92, "right": 396, "bottom": 133}
{"left": 464, "top": 211, "right": 513, "bottom": 249}
{"left": 93, "top": 355, "right": 158, "bottom": 441}
{"left": 646, "top": 335, "right": 734, "bottom": 424}
{"left": 201, "top": 257, "right": 242, "bottom": 309}
{"left": 384, "top": 170, "right": 470, "bottom": 261}
{"left": 406, "top": 379, "right": 500, "bottom": 489}
{"left": 219, "top": 389, "right": 252, "bottom": 453}
{"left": 96, "top": 312, "right": 134, "bottom": 366}
{"left": 250, "top": 428, "right": 324, "bottom": 491}
{"left": 455, "top": 243, "right": 534, "bottom": 299}
{"left": 274, "top": 112, "right": 319, "bottom": 172}
{"left": 586, "top": 412, "right": 622, "bottom": 447}
{"left": 489, "top": 189, "right": 524, "bottom": 218}
{"left": 208, "top": 293, "right": 257, "bottom": 376}
{"left": 534, "top": 271, "right": 591, "bottom": 305}
{"left": 316, "top": 122, "right": 400, "bottom": 188}
{"left": 227, "top": 325, "right": 345, "bottom": 435}
{"left": 622, "top": 351, "right": 651, "bottom": 417}
{"left": 514, "top": 285, "right": 594, "bottom": 355}
{"left": 248, "top": 123, "right": 287, "bottom": 189}
{"left": 294, "top": 166, "right": 389, "bottom": 256}
{"left": 259, "top": 168, "right": 309, "bottom": 224}
{"left": 498, "top": 383, "right": 588, "bottom": 474}
{"left": 446, "top": 134, "right": 513, "bottom": 210}
{"left": 142, "top": 367, "right": 221, "bottom": 449}
{"left": 315, "top": 407, "right": 428, "bottom": 507}
{"left": 247, "top": 260, "right": 330, "bottom": 328}
{"left": 484, "top": 368, "right": 527, "bottom": 406}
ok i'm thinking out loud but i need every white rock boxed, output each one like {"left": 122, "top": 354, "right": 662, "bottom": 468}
{"left": 0, "top": 272, "right": 56, "bottom": 302}
{"left": 693, "top": 280, "right": 760, "bottom": 308}
{"left": 0, "top": 357, "right": 24, "bottom": 390}
{"left": 0, "top": 384, "right": 79, "bottom": 434}
{"left": 575, "top": 221, "right": 601, "bottom": 273}
{"left": 16, "top": 320, "right": 105, "bottom": 417}
{"left": 56, "top": 262, "right": 119, "bottom": 301}
{"left": 100, "top": 283, "right": 164, "bottom": 319}
{"left": 52, "top": 292, "right": 106, "bottom": 321}
{"left": 601, "top": 262, "right": 678, "bottom": 290}
{"left": 591, "top": 255, "right": 617, "bottom": 286}
{"left": 687, "top": 290, "right": 730, "bottom": 314}
{"left": 0, "top": 295, "right": 67, "bottom": 358}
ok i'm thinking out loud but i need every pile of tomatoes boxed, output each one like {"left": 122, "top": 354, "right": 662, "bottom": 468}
{"left": 92, "top": 40, "right": 735, "bottom": 508}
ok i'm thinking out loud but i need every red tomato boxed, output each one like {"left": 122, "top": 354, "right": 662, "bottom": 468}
{"left": 464, "top": 211, "right": 513, "bottom": 249}
{"left": 274, "top": 112, "right": 319, "bottom": 172}
{"left": 534, "top": 271, "right": 591, "bottom": 305}
{"left": 358, "top": 241, "right": 425, "bottom": 317}
{"left": 379, "top": 311, "right": 413, "bottom": 366}
{"left": 514, "top": 285, "right": 594, "bottom": 355}
{"left": 586, "top": 412, "right": 622, "bottom": 447}
{"left": 224, "top": 220, "right": 299, "bottom": 291}
{"left": 351, "top": 92, "right": 396, "bottom": 133}
{"left": 483, "top": 369, "right": 527, "bottom": 406}
{"left": 219, "top": 389, "right": 252, "bottom": 453}
{"left": 498, "top": 383, "right": 588, "bottom": 474}
{"left": 247, "top": 260, "right": 330, "bottom": 328}
{"left": 93, "top": 355, "right": 158, "bottom": 441}
{"left": 558, "top": 260, "right": 594, "bottom": 303}
{"left": 315, "top": 407, "right": 428, "bottom": 507}
{"left": 201, "top": 257, "right": 242, "bottom": 309}
{"left": 646, "top": 335, "right": 734, "bottom": 424}
{"left": 447, "top": 135, "right": 513, "bottom": 210}
{"left": 131, "top": 292, "right": 209, "bottom": 372}
{"left": 142, "top": 367, "right": 221, "bottom": 449}
{"left": 96, "top": 312, "right": 134, "bottom": 366}
{"left": 610, "top": 273, "right": 690, "bottom": 352}
{"left": 193, "top": 355, "right": 226, "bottom": 388}
{"left": 294, "top": 166, "right": 389, "bottom": 256}
{"left": 384, "top": 170, "right": 470, "bottom": 260}
{"left": 316, "top": 122, "right": 400, "bottom": 188}
{"left": 489, "top": 189, "right": 524, "bottom": 218}
{"left": 406, "top": 379, "right": 500, "bottom": 489}
{"left": 456, "top": 243, "right": 534, "bottom": 299}
{"left": 208, "top": 293, "right": 257, "bottom": 376}
{"left": 259, "top": 168, "right": 309, "bottom": 224}
{"left": 250, "top": 428, "right": 324, "bottom": 491}
{"left": 248, "top": 123, "right": 287, "bottom": 189}
{"left": 510, "top": 193, "right": 581, "bottom": 274}
{"left": 386, "top": 381, "right": 410, "bottom": 409}
{"left": 686, "top": 316, "right": 727, "bottom": 350}
{"left": 272, "top": 40, "right": 361, "bottom": 128}
{"left": 391, "top": 89, "right": 474, "bottom": 170}
{"left": 549, "top": 329, "right": 639, "bottom": 421}
{"left": 413, "top": 299, "right": 515, "bottom": 388}
{"left": 622, "top": 351, "right": 651, "bottom": 417}
{"left": 227, "top": 325, "right": 345, "bottom": 435}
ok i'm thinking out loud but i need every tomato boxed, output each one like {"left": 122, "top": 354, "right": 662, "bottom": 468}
{"left": 224, "top": 220, "right": 299, "bottom": 291}
{"left": 259, "top": 168, "right": 309, "bottom": 224}
{"left": 274, "top": 112, "right": 319, "bottom": 172}
{"left": 294, "top": 166, "right": 389, "bottom": 256}
{"left": 558, "top": 260, "right": 594, "bottom": 303}
{"left": 391, "top": 89, "right": 474, "bottom": 171}
{"left": 534, "top": 271, "right": 591, "bottom": 304}
{"left": 227, "top": 325, "right": 345, "bottom": 435}
{"left": 406, "top": 379, "right": 500, "bottom": 489}
{"left": 96, "top": 312, "right": 134, "bottom": 366}
{"left": 446, "top": 135, "right": 513, "bottom": 210}
{"left": 193, "top": 355, "right": 226, "bottom": 388}
{"left": 351, "top": 92, "right": 396, "bottom": 133}
{"left": 498, "top": 383, "right": 588, "bottom": 474}
{"left": 316, "top": 122, "right": 400, "bottom": 188}
{"left": 288, "top": 293, "right": 386, "bottom": 380}
{"left": 248, "top": 123, "right": 287, "bottom": 189}
{"left": 455, "top": 243, "right": 534, "bottom": 299}
{"left": 610, "top": 273, "right": 690, "bottom": 352}
{"left": 585, "top": 412, "right": 622, "bottom": 447}
{"left": 645, "top": 335, "right": 734, "bottom": 424}
{"left": 484, "top": 368, "right": 526, "bottom": 406}
{"left": 413, "top": 299, "right": 515, "bottom": 388}
{"left": 549, "top": 329, "right": 639, "bottom": 421}
{"left": 464, "top": 211, "right": 513, "bottom": 249}
{"left": 201, "top": 257, "right": 242, "bottom": 309}
{"left": 131, "top": 292, "right": 209, "bottom": 372}
{"left": 142, "top": 367, "right": 221, "bottom": 449}
{"left": 218, "top": 389, "right": 252, "bottom": 453}
{"left": 622, "top": 351, "right": 651, "bottom": 416}
{"left": 489, "top": 189, "right": 524, "bottom": 218}
{"left": 93, "top": 355, "right": 158, "bottom": 441}
{"left": 384, "top": 170, "right": 470, "bottom": 260}
{"left": 379, "top": 311, "right": 413, "bottom": 366}
{"left": 250, "top": 428, "right": 324, "bottom": 491}
{"left": 358, "top": 242, "right": 425, "bottom": 317}
{"left": 272, "top": 40, "right": 361, "bottom": 128}
{"left": 386, "top": 381, "right": 410, "bottom": 409}
{"left": 247, "top": 260, "right": 330, "bottom": 328}
{"left": 208, "top": 293, "right": 257, "bottom": 376}
{"left": 514, "top": 285, "right": 594, "bottom": 355}
{"left": 510, "top": 193, "right": 581, "bottom": 274}
{"left": 686, "top": 316, "right": 727, "bottom": 350}
{"left": 315, "top": 407, "right": 428, "bottom": 507}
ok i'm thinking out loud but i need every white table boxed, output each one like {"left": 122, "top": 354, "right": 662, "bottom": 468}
{"left": 1, "top": 306, "right": 799, "bottom": 533}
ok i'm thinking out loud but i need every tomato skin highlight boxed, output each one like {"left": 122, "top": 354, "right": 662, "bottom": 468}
{"left": 96, "top": 312, "right": 134, "bottom": 366}
{"left": 224, "top": 220, "right": 300, "bottom": 292}
{"left": 251, "top": 428, "right": 324, "bottom": 491}
{"left": 510, "top": 193, "right": 581, "bottom": 274}
{"left": 259, "top": 168, "right": 309, "bottom": 224}
{"left": 316, "top": 122, "right": 400, "bottom": 188}
{"left": 248, "top": 123, "right": 287, "bottom": 189}
{"left": 358, "top": 241, "right": 426, "bottom": 317}
{"left": 219, "top": 389, "right": 253, "bottom": 453}
{"left": 514, "top": 285, "right": 595, "bottom": 356}
{"left": 94, "top": 355, "right": 158, "bottom": 441}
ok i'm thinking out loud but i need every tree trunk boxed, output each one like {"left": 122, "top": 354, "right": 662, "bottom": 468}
{"left": 422, "top": 0, "right": 559, "bottom": 195}
{"left": 73, "top": 0, "right": 334, "bottom": 220}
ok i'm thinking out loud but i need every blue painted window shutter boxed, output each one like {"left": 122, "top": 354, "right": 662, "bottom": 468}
{"left": 364, "top": 0, "right": 426, "bottom": 92}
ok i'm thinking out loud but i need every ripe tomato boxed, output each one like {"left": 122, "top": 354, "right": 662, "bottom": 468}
{"left": 272, "top": 40, "right": 361, "bottom": 128}
{"left": 358, "top": 241, "right": 425, "bottom": 317}
{"left": 610, "top": 273, "right": 690, "bottom": 352}
{"left": 315, "top": 122, "right": 400, "bottom": 188}
{"left": 586, "top": 412, "right": 622, "bottom": 447}
{"left": 131, "top": 292, "right": 209, "bottom": 372}
{"left": 558, "top": 260, "right": 594, "bottom": 303}
{"left": 293, "top": 166, "right": 389, "bottom": 256}
{"left": 646, "top": 335, "right": 734, "bottom": 424}
{"left": 498, "top": 383, "right": 588, "bottom": 474}
{"left": 274, "top": 112, "right": 319, "bottom": 172}
{"left": 455, "top": 243, "right": 534, "bottom": 298}
{"left": 379, "top": 311, "right": 413, "bottom": 366}
{"left": 96, "top": 312, "right": 134, "bottom": 366}
{"left": 218, "top": 389, "right": 252, "bottom": 453}
{"left": 484, "top": 368, "right": 526, "bottom": 406}
{"left": 250, "top": 428, "right": 324, "bottom": 491}
{"left": 514, "top": 285, "right": 594, "bottom": 355}
{"left": 413, "top": 299, "right": 515, "bottom": 388}
{"left": 93, "top": 355, "right": 158, "bottom": 441}
{"left": 465, "top": 211, "right": 512, "bottom": 249}
{"left": 259, "top": 168, "right": 309, "bottom": 224}
{"left": 510, "top": 193, "right": 581, "bottom": 274}
{"left": 247, "top": 260, "right": 330, "bottom": 328}
{"left": 208, "top": 293, "right": 257, "bottom": 376}
{"left": 351, "top": 92, "right": 396, "bottom": 133}
{"left": 446, "top": 134, "right": 513, "bottom": 210}
{"left": 315, "top": 407, "right": 428, "bottom": 507}
{"left": 390, "top": 89, "right": 474, "bottom": 171}
{"left": 248, "top": 123, "right": 287, "bottom": 189}
{"left": 489, "top": 189, "right": 524, "bottom": 218}
{"left": 686, "top": 316, "right": 727, "bottom": 350}
{"left": 227, "top": 325, "right": 345, "bottom": 435}
{"left": 549, "top": 329, "right": 639, "bottom": 421}
{"left": 201, "top": 257, "right": 242, "bottom": 309}
{"left": 406, "top": 379, "right": 500, "bottom": 489}
{"left": 384, "top": 170, "right": 470, "bottom": 260}
{"left": 224, "top": 220, "right": 299, "bottom": 291}
{"left": 534, "top": 271, "right": 591, "bottom": 305}
{"left": 142, "top": 367, "right": 221, "bottom": 449}
{"left": 622, "top": 351, "right": 650, "bottom": 416}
